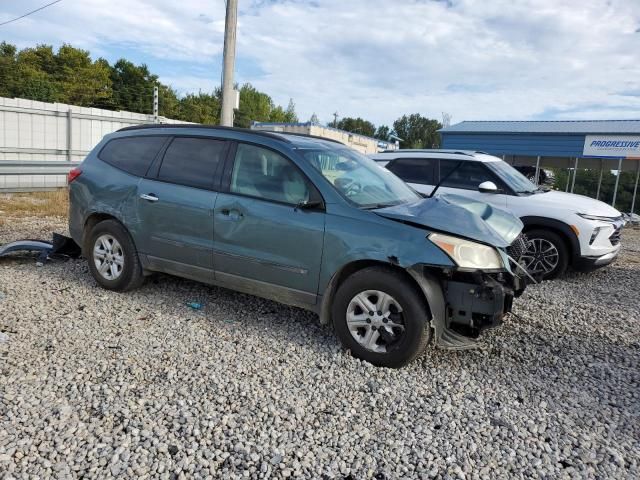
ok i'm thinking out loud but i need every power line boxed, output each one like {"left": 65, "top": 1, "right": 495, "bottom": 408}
{"left": 0, "top": 0, "right": 63, "bottom": 27}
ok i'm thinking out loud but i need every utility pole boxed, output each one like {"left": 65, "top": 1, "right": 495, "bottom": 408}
{"left": 153, "top": 85, "right": 159, "bottom": 124}
{"left": 220, "top": 0, "right": 239, "bottom": 127}
{"left": 332, "top": 111, "right": 339, "bottom": 127}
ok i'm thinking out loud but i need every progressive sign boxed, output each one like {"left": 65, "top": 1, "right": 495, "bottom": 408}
{"left": 583, "top": 135, "right": 640, "bottom": 158}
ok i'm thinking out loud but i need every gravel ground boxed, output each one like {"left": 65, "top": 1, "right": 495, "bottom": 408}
{"left": 1, "top": 216, "right": 639, "bottom": 479}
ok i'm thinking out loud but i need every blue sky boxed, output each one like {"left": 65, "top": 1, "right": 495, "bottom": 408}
{"left": 1, "top": 0, "right": 639, "bottom": 126}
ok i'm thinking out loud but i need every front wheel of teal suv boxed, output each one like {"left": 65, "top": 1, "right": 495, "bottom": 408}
{"left": 332, "top": 267, "right": 432, "bottom": 368}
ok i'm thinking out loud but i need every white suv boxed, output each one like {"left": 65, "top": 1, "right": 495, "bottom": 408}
{"left": 371, "top": 150, "right": 624, "bottom": 279}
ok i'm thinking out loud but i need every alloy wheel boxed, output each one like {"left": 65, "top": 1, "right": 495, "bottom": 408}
{"left": 93, "top": 234, "right": 125, "bottom": 280}
{"left": 521, "top": 238, "right": 559, "bottom": 275}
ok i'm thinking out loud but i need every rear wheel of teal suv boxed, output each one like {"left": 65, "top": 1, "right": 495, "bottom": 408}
{"left": 86, "top": 219, "right": 144, "bottom": 292}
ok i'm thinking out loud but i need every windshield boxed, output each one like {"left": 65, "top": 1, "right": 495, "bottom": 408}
{"left": 486, "top": 161, "right": 538, "bottom": 193}
{"left": 299, "top": 147, "right": 420, "bottom": 208}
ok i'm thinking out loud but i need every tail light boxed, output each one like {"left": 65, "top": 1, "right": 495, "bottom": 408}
{"left": 67, "top": 167, "right": 82, "bottom": 184}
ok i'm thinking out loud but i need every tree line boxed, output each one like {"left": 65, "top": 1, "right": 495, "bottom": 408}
{"left": 329, "top": 115, "right": 442, "bottom": 148}
{"left": 0, "top": 42, "right": 297, "bottom": 127}
{"left": 553, "top": 168, "right": 638, "bottom": 214}
{"left": 0, "top": 42, "right": 442, "bottom": 148}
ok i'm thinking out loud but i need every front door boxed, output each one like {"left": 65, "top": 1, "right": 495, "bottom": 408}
{"left": 136, "top": 136, "right": 228, "bottom": 282}
{"left": 213, "top": 142, "right": 325, "bottom": 306}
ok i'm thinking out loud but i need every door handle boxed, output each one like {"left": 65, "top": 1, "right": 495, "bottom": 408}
{"left": 218, "top": 208, "right": 243, "bottom": 220}
{"left": 140, "top": 193, "right": 159, "bottom": 202}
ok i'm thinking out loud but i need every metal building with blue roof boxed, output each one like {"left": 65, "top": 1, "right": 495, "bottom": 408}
{"left": 439, "top": 120, "right": 640, "bottom": 211}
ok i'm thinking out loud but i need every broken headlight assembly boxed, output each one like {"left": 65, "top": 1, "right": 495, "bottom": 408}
{"left": 429, "top": 233, "right": 504, "bottom": 270}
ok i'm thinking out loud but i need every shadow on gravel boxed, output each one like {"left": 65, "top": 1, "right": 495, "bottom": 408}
{"left": 27, "top": 257, "right": 337, "bottom": 350}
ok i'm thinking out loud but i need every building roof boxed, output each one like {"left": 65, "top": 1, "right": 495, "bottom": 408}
{"left": 440, "top": 120, "right": 640, "bottom": 135}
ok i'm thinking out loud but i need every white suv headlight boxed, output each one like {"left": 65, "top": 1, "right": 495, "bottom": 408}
{"left": 430, "top": 233, "right": 504, "bottom": 270}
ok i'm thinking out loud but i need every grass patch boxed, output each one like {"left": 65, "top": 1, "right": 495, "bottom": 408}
{"left": 0, "top": 189, "right": 69, "bottom": 218}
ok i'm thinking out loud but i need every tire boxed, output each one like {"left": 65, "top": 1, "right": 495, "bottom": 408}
{"left": 522, "top": 229, "right": 569, "bottom": 280}
{"left": 85, "top": 219, "right": 144, "bottom": 292}
{"left": 332, "top": 266, "right": 432, "bottom": 368}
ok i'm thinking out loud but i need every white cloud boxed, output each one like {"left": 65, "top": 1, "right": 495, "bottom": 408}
{"left": 2, "top": 0, "right": 639, "bottom": 125}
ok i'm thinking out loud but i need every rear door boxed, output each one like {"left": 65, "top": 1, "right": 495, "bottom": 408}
{"left": 213, "top": 142, "right": 325, "bottom": 305}
{"left": 385, "top": 157, "right": 437, "bottom": 195}
{"left": 437, "top": 159, "right": 508, "bottom": 208}
{"left": 136, "top": 136, "right": 228, "bottom": 282}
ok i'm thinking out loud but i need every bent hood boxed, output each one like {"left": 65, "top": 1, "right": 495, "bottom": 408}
{"left": 375, "top": 194, "right": 523, "bottom": 248}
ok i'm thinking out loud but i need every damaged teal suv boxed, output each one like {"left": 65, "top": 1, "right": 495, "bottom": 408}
{"left": 69, "top": 125, "right": 529, "bottom": 367}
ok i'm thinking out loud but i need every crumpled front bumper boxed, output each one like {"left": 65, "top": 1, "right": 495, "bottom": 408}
{"left": 409, "top": 266, "right": 528, "bottom": 350}
{"left": 442, "top": 271, "right": 525, "bottom": 334}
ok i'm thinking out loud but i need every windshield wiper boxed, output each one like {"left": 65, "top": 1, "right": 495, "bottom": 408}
{"left": 429, "top": 161, "right": 464, "bottom": 198}
{"left": 361, "top": 202, "right": 399, "bottom": 210}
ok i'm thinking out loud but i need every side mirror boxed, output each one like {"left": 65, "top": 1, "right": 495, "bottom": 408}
{"left": 295, "top": 199, "right": 324, "bottom": 211}
{"left": 478, "top": 181, "right": 499, "bottom": 194}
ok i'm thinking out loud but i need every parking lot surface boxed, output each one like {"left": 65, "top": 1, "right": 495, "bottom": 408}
{"left": 1, "top": 216, "right": 639, "bottom": 479}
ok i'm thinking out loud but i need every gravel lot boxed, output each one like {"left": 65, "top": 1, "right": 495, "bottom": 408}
{"left": 1, "top": 215, "right": 639, "bottom": 479}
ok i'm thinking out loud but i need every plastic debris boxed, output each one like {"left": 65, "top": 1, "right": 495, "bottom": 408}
{"left": 0, "top": 332, "right": 8, "bottom": 344}
{"left": 0, "top": 233, "right": 81, "bottom": 266}
{"left": 186, "top": 302, "right": 203, "bottom": 310}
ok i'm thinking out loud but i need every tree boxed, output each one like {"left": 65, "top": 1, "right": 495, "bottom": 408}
{"left": 10, "top": 44, "right": 59, "bottom": 102}
{"left": 375, "top": 125, "right": 392, "bottom": 141}
{"left": 284, "top": 98, "right": 298, "bottom": 123}
{"left": 178, "top": 91, "right": 220, "bottom": 124}
{"left": 234, "top": 84, "right": 298, "bottom": 127}
{"left": 110, "top": 59, "right": 157, "bottom": 113}
{"left": 310, "top": 113, "right": 320, "bottom": 124}
{"left": 553, "top": 168, "right": 639, "bottom": 214}
{"left": 0, "top": 42, "right": 298, "bottom": 127}
{"left": 392, "top": 114, "right": 442, "bottom": 148}
{"left": 55, "top": 45, "right": 111, "bottom": 107}
{"left": 158, "top": 84, "right": 181, "bottom": 119}
{"left": 0, "top": 42, "right": 17, "bottom": 98}
{"left": 234, "top": 83, "right": 273, "bottom": 127}
{"left": 336, "top": 117, "right": 376, "bottom": 137}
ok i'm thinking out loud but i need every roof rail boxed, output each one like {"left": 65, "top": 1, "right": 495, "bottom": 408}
{"left": 379, "top": 149, "right": 474, "bottom": 156}
{"left": 116, "top": 124, "right": 293, "bottom": 143}
{"left": 270, "top": 131, "right": 346, "bottom": 146}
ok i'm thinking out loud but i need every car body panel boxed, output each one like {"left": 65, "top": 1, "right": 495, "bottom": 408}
{"left": 136, "top": 178, "right": 217, "bottom": 272}
{"left": 373, "top": 194, "right": 522, "bottom": 248}
{"left": 212, "top": 192, "right": 326, "bottom": 297}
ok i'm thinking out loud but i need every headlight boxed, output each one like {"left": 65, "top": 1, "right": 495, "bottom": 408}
{"left": 429, "top": 233, "right": 504, "bottom": 269}
{"left": 577, "top": 213, "right": 618, "bottom": 222}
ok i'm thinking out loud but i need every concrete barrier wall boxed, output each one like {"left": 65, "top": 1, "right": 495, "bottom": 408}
{"left": 0, "top": 97, "right": 190, "bottom": 191}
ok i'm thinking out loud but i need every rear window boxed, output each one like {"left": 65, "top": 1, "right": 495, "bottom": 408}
{"left": 387, "top": 158, "right": 436, "bottom": 185}
{"left": 98, "top": 136, "right": 166, "bottom": 177}
{"left": 157, "top": 137, "right": 227, "bottom": 189}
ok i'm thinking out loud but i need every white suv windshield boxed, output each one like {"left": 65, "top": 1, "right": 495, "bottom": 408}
{"left": 486, "top": 161, "right": 538, "bottom": 193}
{"left": 299, "top": 147, "right": 420, "bottom": 208}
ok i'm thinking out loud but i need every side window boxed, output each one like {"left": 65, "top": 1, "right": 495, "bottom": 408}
{"left": 230, "top": 143, "right": 310, "bottom": 204}
{"left": 158, "top": 137, "right": 226, "bottom": 189}
{"left": 387, "top": 158, "right": 436, "bottom": 184}
{"left": 439, "top": 160, "right": 500, "bottom": 190}
{"left": 98, "top": 136, "right": 167, "bottom": 177}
